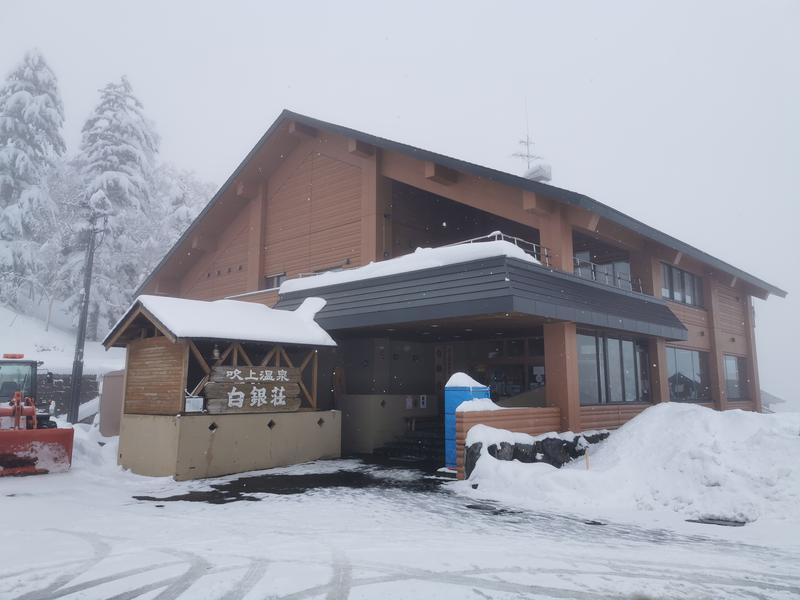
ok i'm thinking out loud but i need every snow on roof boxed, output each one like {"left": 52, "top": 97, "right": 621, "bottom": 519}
{"left": 109, "top": 295, "right": 336, "bottom": 347}
{"left": 280, "top": 239, "right": 540, "bottom": 294}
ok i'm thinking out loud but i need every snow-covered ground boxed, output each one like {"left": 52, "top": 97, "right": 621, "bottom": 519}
{"left": 0, "top": 304, "right": 125, "bottom": 374}
{"left": 2, "top": 415, "right": 799, "bottom": 599}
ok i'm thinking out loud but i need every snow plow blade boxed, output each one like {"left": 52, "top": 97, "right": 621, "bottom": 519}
{"left": 0, "top": 428, "right": 75, "bottom": 476}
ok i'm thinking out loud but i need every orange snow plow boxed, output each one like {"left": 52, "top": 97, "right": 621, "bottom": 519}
{"left": 0, "top": 355, "right": 74, "bottom": 476}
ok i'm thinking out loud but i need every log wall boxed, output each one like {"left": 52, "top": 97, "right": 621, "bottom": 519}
{"left": 579, "top": 403, "right": 651, "bottom": 431}
{"left": 124, "top": 337, "right": 188, "bottom": 415}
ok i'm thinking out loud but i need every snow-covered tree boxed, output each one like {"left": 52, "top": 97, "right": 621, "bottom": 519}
{"left": 76, "top": 76, "right": 159, "bottom": 338}
{"left": 0, "top": 50, "right": 66, "bottom": 307}
{"left": 152, "top": 163, "right": 215, "bottom": 241}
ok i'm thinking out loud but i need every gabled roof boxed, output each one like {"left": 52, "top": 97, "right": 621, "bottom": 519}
{"left": 103, "top": 295, "right": 336, "bottom": 348}
{"left": 137, "top": 110, "right": 786, "bottom": 299}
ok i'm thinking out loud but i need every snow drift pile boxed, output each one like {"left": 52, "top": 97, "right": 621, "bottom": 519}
{"left": 461, "top": 403, "right": 800, "bottom": 523}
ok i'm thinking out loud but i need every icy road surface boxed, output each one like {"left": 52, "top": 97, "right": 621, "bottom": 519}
{"left": 1, "top": 458, "right": 799, "bottom": 600}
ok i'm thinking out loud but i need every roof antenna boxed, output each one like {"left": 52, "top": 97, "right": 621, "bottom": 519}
{"left": 512, "top": 99, "right": 552, "bottom": 183}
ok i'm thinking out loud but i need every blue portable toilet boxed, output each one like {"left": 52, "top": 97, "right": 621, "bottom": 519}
{"left": 444, "top": 373, "right": 490, "bottom": 469}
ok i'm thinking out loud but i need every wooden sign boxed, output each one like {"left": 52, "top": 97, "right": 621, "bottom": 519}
{"left": 205, "top": 366, "right": 302, "bottom": 414}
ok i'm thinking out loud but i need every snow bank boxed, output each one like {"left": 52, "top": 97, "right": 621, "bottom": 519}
{"left": 446, "top": 372, "right": 487, "bottom": 388}
{"left": 0, "top": 304, "right": 124, "bottom": 374}
{"left": 109, "top": 295, "right": 336, "bottom": 347}
{"left": 280, "top": 239, "right": 541, "bottom": 293}
{"left": 460, "top": 403, "right": 800, "bottom": 523}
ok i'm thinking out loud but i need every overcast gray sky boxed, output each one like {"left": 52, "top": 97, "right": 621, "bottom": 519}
{"left": 3, "top": 0, "right": 798, "bottom": 400}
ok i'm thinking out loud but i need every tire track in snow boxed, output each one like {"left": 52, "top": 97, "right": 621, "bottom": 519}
{"left": 324, "top": 553, "right": 352, "bottom": 600}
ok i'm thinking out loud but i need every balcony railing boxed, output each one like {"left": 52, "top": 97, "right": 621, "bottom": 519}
{"left": 572, "top": 256, "right": 643, "bottom": 293}
{"left": 448, "top": 231, "right": 551, "bottom": 267}
{"left": 290, "top": 230, "right": 644, "bottom": 294}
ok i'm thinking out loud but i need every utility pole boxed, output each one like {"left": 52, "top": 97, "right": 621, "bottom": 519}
{"left": 68, "top": 214, "right": 100, "bottom": 424}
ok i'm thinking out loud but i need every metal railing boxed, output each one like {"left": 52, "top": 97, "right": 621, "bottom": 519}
{"left": 448, "top": 231, "right": 551, "bottom": 267}
{"left": 285, "top": 230, "right": 646, "bottom": 295}
{"left": 572, "top": 256, "right": 643, "bottom": 293}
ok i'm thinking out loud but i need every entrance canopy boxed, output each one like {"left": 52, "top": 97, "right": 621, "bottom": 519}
{"left": 103, "top": 295, "right": 336, "bottom": 349}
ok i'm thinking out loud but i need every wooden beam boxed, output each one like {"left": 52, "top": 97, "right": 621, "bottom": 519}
{"left": 213, "top": 343, "right": 234, "bottom": 367}
{"left": 566, "top": 206, "right": 600, "bottom": 232}
{"left": 299, "top": 349, "right": 314, "bottom": 371}
{"left": 672, "top": 251, "right": 683, "bottom": 266}
{"left": 312, "top": 351, "right": 318, "bottom": 410}
{"left": 299, "top": 380, "right": 313, "bottom": 407}
{"left": 288, "top": 120, "right": 318, "bottom": 139}
{"left": 522, "top": 190, "right": 554, "bottom": 215}
{"left": 278, "top": 346, "right": 295, "bottom": 368}
{"left": 236, "top": 343, "right": 253, "bottom": 367}
{"left": 348, "top": 138, "right": 374, "bottom": 158}
{"left": 189, "top": 341, "right": 211, "bottom": 375}
{"left": 424, "top": 161, "right": 458, "bottom": 185}
{"left": 260, "top": 346, "right": 277, "bottom": 367}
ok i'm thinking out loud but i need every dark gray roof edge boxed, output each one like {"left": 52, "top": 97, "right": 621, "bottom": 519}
{"left": 137, "top": 109, "right": 787, "bottom": 299}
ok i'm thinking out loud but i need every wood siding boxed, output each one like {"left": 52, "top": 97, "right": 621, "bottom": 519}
{"left": 713, "top": 282, "right": 748, "bottom": 357}
{"left": 579, "top": 403, "right": 651, "bottom": 431}
{"left": 264, "top": 151, "right": 362, "bottom": 279}
{"left": 180, "top": 208, "right": 251, "bottom": 300}
{"left": 455, "top": 407, "right": 561, "bottom": 478}
{"left": 666, "top": 302, "right": 711, "bottom": 351}
{"left": 726, "top": 400, "right": 756, "bottom": 412}
{"left": 124, "top": 337, "right": 188, "bottom": 415}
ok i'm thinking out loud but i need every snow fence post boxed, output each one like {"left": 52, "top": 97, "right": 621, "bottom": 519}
{"left": 444, "top": 376, "right": 490, "bottom": 470}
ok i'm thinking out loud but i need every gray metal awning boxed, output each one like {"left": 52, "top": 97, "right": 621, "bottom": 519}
{"left": 275, "top": 256, "right": 688, "bottom": 341}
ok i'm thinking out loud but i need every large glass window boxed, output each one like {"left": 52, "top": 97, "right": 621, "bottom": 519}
{"left": 666, "top": 347, "right": 711, "bottom": 401}
{"left": 578, "top": 334, "right": 603, "bottom": 405}
{"left": 661, "top": 263, "right": 703, "bottom": 307}
{"left": 724, "top": 355, "right": 747, "bottom": 400}
{"left": 578, "top": 332, "right": 650, "bottom": 405}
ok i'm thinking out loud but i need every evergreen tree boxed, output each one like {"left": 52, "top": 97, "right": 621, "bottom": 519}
{"left": 76, "top": 76, "right": 159, "bottom": 338}
{"left": 0, "top": 49, "right": 66, "bottom": 306}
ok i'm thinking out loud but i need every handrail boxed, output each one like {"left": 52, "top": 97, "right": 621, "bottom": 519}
{"left": 282, "top": 230, "right": 647, "bottom": 295}
{"left": 572, "top": 256, "right": 643, "bottom": 293}
{"left": 447, "top": 230, "right": 551, "bottom": 267}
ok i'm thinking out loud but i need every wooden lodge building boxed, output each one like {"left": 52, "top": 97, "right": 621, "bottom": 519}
{"left": 109, "top": 110, "right": 785, "bottom": 478}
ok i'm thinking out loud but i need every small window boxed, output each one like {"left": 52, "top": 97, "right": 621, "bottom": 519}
{"left": 264, "top": 272, "right": 287, "bottom": 289}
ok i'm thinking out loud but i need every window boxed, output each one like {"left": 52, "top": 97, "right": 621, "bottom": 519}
{"left": 666, "top": 347, "right": 711, "bottom": 401}
{"left": 577, "top": 332, "right": 650, "bottom": 405}
{"left": 724, "top": 355, "right": 748, "bottom": 400}
{"left": 264, "top": 272, "right": 286, "bottom": 289}
{"left": 661, "top": 263, "right": 703, "bottom": 307}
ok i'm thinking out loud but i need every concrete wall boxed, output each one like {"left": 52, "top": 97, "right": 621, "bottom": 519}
{"left": 118, "top": 414, "right": 180, "bottom": 477}
{"left": 118, "top": 411, "right": 341, "bottom": 480}
{"left": 174, "top": 411, "right": 341, "bottom": 480}
{"left": 339, "top": 394, "right": 439, "bottom": 454}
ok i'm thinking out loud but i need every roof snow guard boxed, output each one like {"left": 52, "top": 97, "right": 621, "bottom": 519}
{"left": 103, "top": 295, "right": 336, "bottom": 349}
